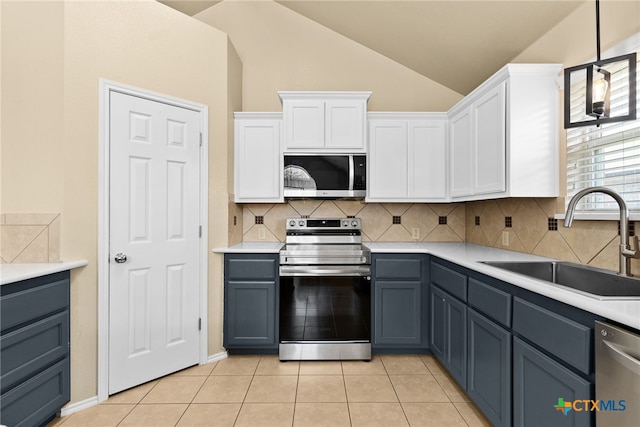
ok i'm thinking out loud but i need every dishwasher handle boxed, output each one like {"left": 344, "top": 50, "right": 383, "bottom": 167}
{"left": 602, "top": 339, "right": 640, "bottom": 376}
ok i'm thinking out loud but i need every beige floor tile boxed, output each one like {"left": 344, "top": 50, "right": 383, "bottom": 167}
{"left": 390, "top": 374, "right": 450, "bottom": 403}
{"left": 45, "top": 416, "right": 67, "bottom": 427}
{"left": 433, "top": 373, "right": 471, "bottom": 402}
{"left": 118, "top": 404, "right": 188, "bottom": 427}
{"left": 103, "top": 380, "right": 159, "bottom": 404}
{"left": 245, "top": 375, "right": 298, "bottom": 402}
{"left": 296, "top": 375, "right": 347, "bottom": 402}
{"left": 293, "top": 402, "right": 351, "bottom": 427}
{"left": 342, "top": 356, "right": 386, "bottom": 375}
{"left": 255, "top": 355, "right": 300, "bottom": 375}
{"left": 298, "top": 360, "right": 343, "bottom": 375}
{"left": 51, "top": 404, "right": 134, "bottom": 427}
{"left": 176, "top": 403, "right": 241, "bottom": 426}
{"left": 420, "top": 354, "right": 447, "bottom": 375}
{"left": 349, "top": 402, "right": 409, "bottom": 427}
{"left": 402, "top": 402, "right": 468, "bottom": 426}
{"left": 192, "top": 375, "right": 252, "bottom": 403}
{"left": 211, "top": 355, "right": 260, "bottom": 375}
{"left": 140, "top": 376, "right": 206, "bottom": 404}
{"left": 344, "top": 375, "right": 398, "bottom": 402}
{"left": 454, "top": 402, "right": 493, "bottom": 426}
{"left": 234, "top": 403, "right": 295, "bottom": 427}
{"left": 172, "top": 362, "right": 217, "bottom": 376}
{"left": 381, "top": 354, "right": 430, "bottom": 374}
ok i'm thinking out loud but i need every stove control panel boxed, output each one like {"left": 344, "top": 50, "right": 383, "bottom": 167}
{"left": 286, "top": 218, "right": 362, "bottom": 230}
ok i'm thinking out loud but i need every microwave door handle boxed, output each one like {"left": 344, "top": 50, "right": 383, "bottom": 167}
{"left": 349, "top": 156, "right": 354, "bottom": 190}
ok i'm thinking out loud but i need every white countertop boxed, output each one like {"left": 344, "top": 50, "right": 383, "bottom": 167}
{"left": 216, "top": 241, "right": 640, "bottom": 330}
{"left": 213, "top": 242, "right": 284, "bottom": 253}
{"left": 1, "top": 260, "right": 89, "bottom": 286}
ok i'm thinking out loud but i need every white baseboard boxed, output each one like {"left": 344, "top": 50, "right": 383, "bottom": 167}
{"left": 60, "top": 396, "right": 99, "bottom": 417}
{"left": 207, "top": 350, "right": 228, "bottom": 363}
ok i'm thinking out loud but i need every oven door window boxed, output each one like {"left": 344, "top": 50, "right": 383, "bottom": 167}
{"left": 284, "top": 156, "right": 349, "bottom": 190}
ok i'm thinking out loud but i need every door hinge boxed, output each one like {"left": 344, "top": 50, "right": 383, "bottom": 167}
{"left": 199, "top": 225, "right": 202, "bottom": 238}
{"left": 198, "top": 318, "right": 202, "bottom": 331}
{"left": 199, "top": 133, "right": 203, "bottom": 146}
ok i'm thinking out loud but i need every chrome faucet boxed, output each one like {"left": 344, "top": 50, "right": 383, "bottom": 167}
{"left": 564, "top": 186, "right": 640, "bottom": 276}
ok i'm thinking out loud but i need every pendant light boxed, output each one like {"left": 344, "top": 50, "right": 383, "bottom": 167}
{"left": 563, "top": 0, "right": 636, "bottom": 128}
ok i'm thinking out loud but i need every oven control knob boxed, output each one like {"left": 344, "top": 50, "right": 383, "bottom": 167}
{"left": 289, "top": 220, "right": 296, "bottom": 227}
{"left": 351, "top": 220, "right": 359, "bottom": 227}
{"left": 298, "top": 220, "right": 305, "bottom": 226}
{"left": 342, "top": 220, "right": 349, "bottom": 227}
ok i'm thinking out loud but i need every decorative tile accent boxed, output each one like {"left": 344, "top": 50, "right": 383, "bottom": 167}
{"left": 392, "top": 216, "right": 402, "bottom": 225}
{"left": 438, "top": 216, "right": 447, "bottom": 225}
{"left": 475, "top": 216, "right": 480, "bottom": 226}
{"left": 548, "top": 218, "right": 558, "bottom": 231}
{"left": 255, "top": 216, "right": 264, "bottom": 224}
{"left": 505, "top": 216, "right": 512, "bottom": 228}
{"left": 0, "top": 213, "right": 61, "bottom": 263}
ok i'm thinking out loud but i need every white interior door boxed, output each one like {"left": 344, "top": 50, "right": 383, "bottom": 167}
{"left": 108, "top": 91, "right": 201, "bottom": 394}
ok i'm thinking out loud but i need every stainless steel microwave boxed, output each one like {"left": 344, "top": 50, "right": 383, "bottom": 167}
{"left": 284, "top": 154, "right": 366, "bottom": 199}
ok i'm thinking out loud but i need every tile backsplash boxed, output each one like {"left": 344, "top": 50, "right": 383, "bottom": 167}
{"left": 241, "top": 200, "right": 466, "bottom": 243}
{"left": 0, "top": 213, "right": 61, "bottom": 263}
{"left": 240, "top": 197, "right": 640, "bottom": 275}
{"left": 466, "top": 198, "right": 640, "bottom": 274}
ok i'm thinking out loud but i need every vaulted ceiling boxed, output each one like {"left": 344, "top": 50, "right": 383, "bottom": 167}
{"left": 160, "top": 0, "right": 586, "bottom": 94}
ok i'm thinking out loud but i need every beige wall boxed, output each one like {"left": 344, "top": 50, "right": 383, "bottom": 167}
{"left": 2, "top": 0, "right": 237, "bottom": 405}
{"left": 195, "top": 0, "right": 463, "bottom": 112}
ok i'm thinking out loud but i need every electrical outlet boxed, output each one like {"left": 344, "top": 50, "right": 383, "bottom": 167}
{"left": 412, "top": 228, "right": 421, "bottom": 240}
{"left": 502, "top": 231, "right": 509, "bottom": 246}
{"left": 258, "top": 226, "right": 266, "bottom": 240}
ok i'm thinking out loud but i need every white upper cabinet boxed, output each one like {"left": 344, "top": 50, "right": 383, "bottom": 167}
{"left": 448, "top": 64, "right": 561, "bottom": 201}
{"left": 279, "top": 91, "right": 371, "bottom": 152}
{"left": 367, "top": 112, "right": 448, "bottom": 202}
{"left": 234, "top": 112, "right": 283, "bottom": 203}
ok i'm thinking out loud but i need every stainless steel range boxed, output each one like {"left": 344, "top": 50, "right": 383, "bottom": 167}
{"left": 279, "top": 218, "right": 371, "bottom": 361}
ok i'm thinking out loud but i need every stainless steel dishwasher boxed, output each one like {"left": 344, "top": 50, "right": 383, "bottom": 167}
{"left": 595, "top": 321, "right": 640, "bottom": 426}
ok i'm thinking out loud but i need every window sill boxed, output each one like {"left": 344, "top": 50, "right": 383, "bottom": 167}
{"left": 554, "top": 212, "right": 640, "bottom": 222}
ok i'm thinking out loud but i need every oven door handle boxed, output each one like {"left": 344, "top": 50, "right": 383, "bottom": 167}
{"left": 279, "top": 265, "right": 371, "bottom": 277}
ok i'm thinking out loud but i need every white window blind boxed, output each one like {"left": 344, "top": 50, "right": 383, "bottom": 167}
{"left": 566, "top": 49, "right": 640, "bottom": 211}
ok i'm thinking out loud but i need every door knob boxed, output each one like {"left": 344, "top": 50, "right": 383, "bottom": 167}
{"left": 114, "top": 253, "right": 128, "bottom": 263}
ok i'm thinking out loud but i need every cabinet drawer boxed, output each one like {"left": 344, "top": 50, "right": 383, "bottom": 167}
{"left": 0, "top": 358, "right": 70, "bottom": 427}
{"left": 512, "top": 297, "right": 592, "bottom": 374}
{"left": 374, "top": 256, "right": 423, "bottom": 280}
{"left": 468, "top": 278, "right": 511, "bottom": 327}
{"left": 1, "top": 279, "right": 69, "bottom": 332}
{"left": 226, "top": 255, "right": 277, "bottom": 281}
{"left": 430, "top": 262, "right": 467, "bottom": 301}
{"left": 1, "top": 311, "right": 69, "bottom": 392}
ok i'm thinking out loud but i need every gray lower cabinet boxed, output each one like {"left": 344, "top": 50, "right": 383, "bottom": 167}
{"left": 429, "top": 285, "right": 467, "bottom": 388}
{"left": 429, "top": 256, "right": 598, "bottom": 427}
{"left": 223, "top": 254, "right": 278, "bottom": 349}
{"left": 372, "top": 254, "right": 428, "bottom": 350}
{"left": 0, "top": 271, "right": 71, "bottom": 427}
{"left": 513, "top": 337, "right": 593, "bottom": 427}
{"left": 467, "top": 308, "right": 511, "bottom": 427}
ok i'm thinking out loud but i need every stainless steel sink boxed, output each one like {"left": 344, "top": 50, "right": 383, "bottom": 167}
{"left": 481, "top": 261, "right": 640, "bottom": 298}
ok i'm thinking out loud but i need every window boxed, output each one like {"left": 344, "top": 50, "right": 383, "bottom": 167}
{"left": 566, "top": 36, "right": 640, "bottom": 212}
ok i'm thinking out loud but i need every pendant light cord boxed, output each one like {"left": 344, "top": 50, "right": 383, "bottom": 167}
{"left": 596, "top": 0, "right": 601, "bottom": 62}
